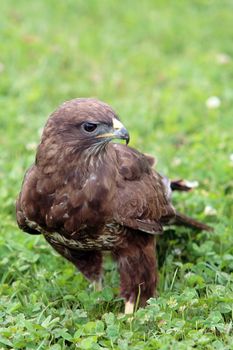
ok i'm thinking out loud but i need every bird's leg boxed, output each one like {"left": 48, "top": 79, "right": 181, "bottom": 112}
{"left": 124, "top": 300, "right": 135, "bottom": 314}
{"left": 92, "top": 278, "right": 103, "bottom": 291}
{"left": 69, "top": 250, "right": 102, "bottom": 282}
{"left": 67, "top": 250, "right": 103, "bottom": 288}
{"left": 62, "top": 248, "right": 103, "bottom": 290}
{"left": 113, "top": 233, "right": 157, "bottom": 314}
{"left": 44, "top": 238, "right": 103, "bottom": 286}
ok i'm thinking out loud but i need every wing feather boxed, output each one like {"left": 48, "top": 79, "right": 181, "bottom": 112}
{"left": 112, "top": 144, "right": 175, "bottom": 234}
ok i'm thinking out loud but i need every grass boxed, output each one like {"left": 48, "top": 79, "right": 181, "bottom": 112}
{"left": 0, "top": 0, "right": 233, "bottom": 348}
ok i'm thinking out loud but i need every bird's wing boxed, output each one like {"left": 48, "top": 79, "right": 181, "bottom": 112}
{"left": 112, "top": 144, "right": 175, "bottom": 234}
{"left": 16, "top": 166, "right": 38, "bottom": 234}
{"left": 16, "top": 165, "right": 50, "bottom": 235}
{"left": 16, "top": 145, "right": 175, "bottom": 237}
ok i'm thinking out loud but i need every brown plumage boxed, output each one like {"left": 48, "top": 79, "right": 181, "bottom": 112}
{"left": 16, "top": 98, "right": 212, "bottom": 313}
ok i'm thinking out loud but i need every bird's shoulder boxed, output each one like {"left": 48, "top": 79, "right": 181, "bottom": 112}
{"left": 112, "top": 143, "right": 155, "bottom": 180}
{"left": 110, "top": 144, "right": 175, "bottom": 234}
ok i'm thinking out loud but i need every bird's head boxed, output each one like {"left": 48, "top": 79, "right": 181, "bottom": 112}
{"left": 43, "top": 98, "right": 130, "bottom": 152}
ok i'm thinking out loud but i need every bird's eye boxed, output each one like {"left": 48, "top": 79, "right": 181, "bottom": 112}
{"left": 82, "top": 122, "right": 98, "bottom": 133}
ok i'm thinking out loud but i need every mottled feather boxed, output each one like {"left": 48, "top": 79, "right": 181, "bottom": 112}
{"left": 16, "top": 98, "right": 212, "bottom": 311}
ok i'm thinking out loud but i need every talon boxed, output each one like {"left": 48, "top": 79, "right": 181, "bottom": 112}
{"left": 124, "top": 301, "right": 134, "bottom": 314}
{"left": 93, "top": 279, "right": 102, "bottom": 292}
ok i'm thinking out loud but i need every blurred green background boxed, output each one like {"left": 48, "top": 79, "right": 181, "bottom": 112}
{"left": 0, "top": 1, "right": 233, "bottom": 349}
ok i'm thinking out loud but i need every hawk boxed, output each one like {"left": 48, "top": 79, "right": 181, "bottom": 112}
{"left": 16, "top": 98, "right": 212, "bottom": 314}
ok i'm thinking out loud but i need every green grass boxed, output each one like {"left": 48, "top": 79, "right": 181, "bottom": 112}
{"left": 1, "top": 0, "right": 233, "bottom": 348}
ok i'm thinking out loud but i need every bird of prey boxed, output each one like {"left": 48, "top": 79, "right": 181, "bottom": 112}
{"left": 16, "top": 98, "right": 212, "bottom": 314}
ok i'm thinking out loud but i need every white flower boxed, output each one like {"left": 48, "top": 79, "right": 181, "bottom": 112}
{"left": 167, "top": 297, "right": 178, "bottom": 308}
{"left": 0, "top": 62, "right": 4, "bottom": 73}
{"left": 229, "top": 154, "right": 233, "bottom": 163}
{"left": 172, "top": 248, "right": 182, "bottom": 256}
{"left": 179, "top": 305, "right": 186, "bottom": 313}
{"left": 184, "top": 272, "right": 194, "bottom": 279}
{"left": 26, "top": 142, "right": 37, "bottom": 151}
{"left": 204, "top": 205, "right": 217, "bottom": 216}
{"left": 216, "top": 53, "right": 231, "bottom": 65}
{"left": 206, "top": 96, "right": 221, "bottom": 109}
{"left": 172, "top": 157, "right": 182, "bottom": 166}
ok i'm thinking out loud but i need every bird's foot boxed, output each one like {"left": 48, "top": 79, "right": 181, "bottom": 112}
{"left": 92, "top": 278, "right": 102, "bottom": 292}
{"left": 124, "top": 301, "right": 134, "bottom": 314}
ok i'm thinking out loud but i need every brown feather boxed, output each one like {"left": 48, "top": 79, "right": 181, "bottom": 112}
{"left": 16, "top": 98, "right": 213, "bottom": 309}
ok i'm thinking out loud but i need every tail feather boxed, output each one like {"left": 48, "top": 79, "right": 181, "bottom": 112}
{"left": 174, "top": 212, "right": 213, "bottom": 232}
{"left": 171, "top": 179, "right": 198, "bottom": 192}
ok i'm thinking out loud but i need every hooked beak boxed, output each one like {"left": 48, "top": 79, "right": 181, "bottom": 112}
{"left": 112, "top": 118, "right": 130, "bottom": 145}
{"left": 96, "top": 118, "right": 130, "bottom": 145}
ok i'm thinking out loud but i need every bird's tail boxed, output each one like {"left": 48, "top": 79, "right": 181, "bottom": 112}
{"left": 174, "top": 212, "right": 213, "bottom": 232}
{"left": 170, "top": 179, "right": 198, "bottom": 192}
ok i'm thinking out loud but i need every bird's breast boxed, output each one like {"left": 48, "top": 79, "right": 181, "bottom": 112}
{"left": 44, "top": 223, "right": 127, "bottom": 251}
